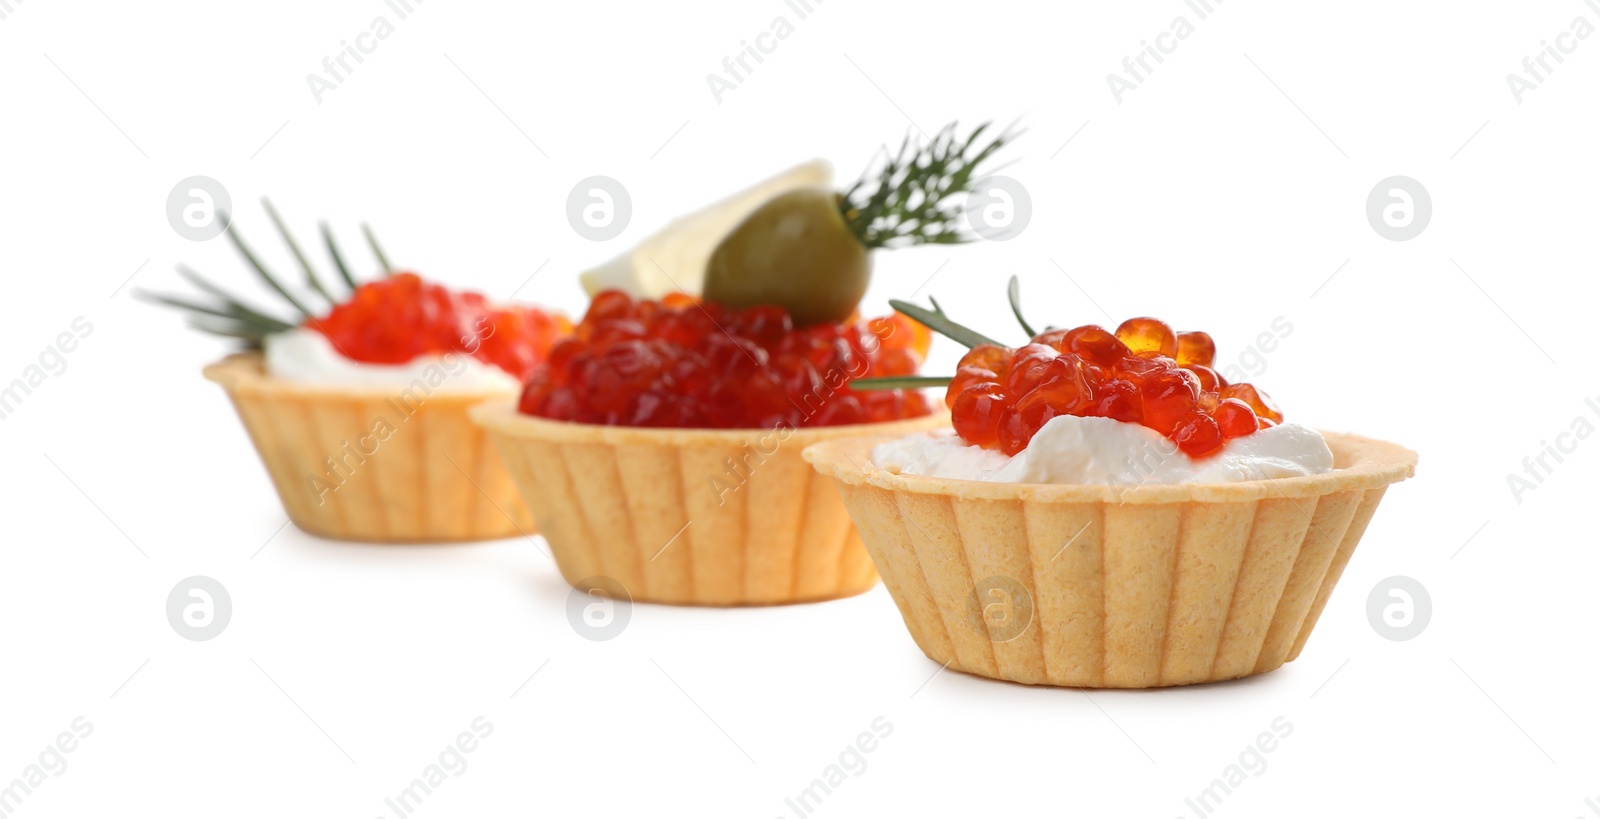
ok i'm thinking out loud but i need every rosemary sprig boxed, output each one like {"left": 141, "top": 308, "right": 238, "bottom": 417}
{"left": 145, "top": 205, "right": 397, "bottom": 350}
{"left": 887, "top": 296, "right": 1001, "bottom": 349}
{"left": 173, "top": 266, "right": 298, "bottom": 330}
{"left": 186, "top": 318, "right": 272, "bottom": 342}
{"left": 363, "top": 223, "right": 394, "bottom": 276}
{"left": 839, "top": 120, "right": 1019, "bottom": 250}
{"left": 852, "top": 294, "right": 1010, "bottom": 393}
{"left": 1006, "top": 275, "right": 1037, "bottom": 338}
{"left": 262, "top": 198, "right": 336, "bottom": 302}
{"left": 322, "top": 222, "right": 356, "bottom": 289}
{"left": 848, "top": 375, "right": 952, "bottom": 391}
{"left": 222, "top": 215, "right": 314, "bottom": 318}
{"left": 134, "top": 290, "right": 293, "bottom": 334}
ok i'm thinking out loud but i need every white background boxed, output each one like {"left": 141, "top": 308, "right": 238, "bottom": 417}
{"left": 1, "top": 0, "right": 1596, "bottom": 816}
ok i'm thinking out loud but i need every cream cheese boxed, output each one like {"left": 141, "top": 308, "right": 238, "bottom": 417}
{"left": 871, "top": 415, "right": 1334, "bottom": 485}
{"left": 262, "top": 327, "right": 520, "bottom": 392}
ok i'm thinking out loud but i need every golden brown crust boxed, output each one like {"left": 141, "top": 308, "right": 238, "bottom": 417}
{"left": 472, "top": 400, "right": 948, "bottom": 606}
{"left": 801, "top": 426, "right": 1417, "bottom": 687}
{"left": 203, "top": 353, "right": 531, "bottom": 542}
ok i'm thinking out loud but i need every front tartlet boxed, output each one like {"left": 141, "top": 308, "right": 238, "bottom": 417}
{"left": 805, "top": 431, "right": 1415, "bottom": 687}
{"left": 805, "top": 286, "right": 1418, "bottom": 687}
{"left": 146, "top": 205, "right": 568, "bottom": 542}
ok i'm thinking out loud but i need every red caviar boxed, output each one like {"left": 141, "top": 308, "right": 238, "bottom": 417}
{"left": 946, "top": 317, "right": 1282, "bottom": 458}
{"left": 311, "top": 273, "right": 570, "bottom": 382}
{"left": 519, "top": 290, "right": 932, "bottom": 428}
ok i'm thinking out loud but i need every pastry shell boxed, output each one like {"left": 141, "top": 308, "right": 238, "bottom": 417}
{"left": 472, "top": 402, "right": 947, "bottom": 606}
{"left": 204, "top": 353, "right": 532, "bottom": 542}
{"left": 803, "top": 431, "right": 1416, "bottom": 687}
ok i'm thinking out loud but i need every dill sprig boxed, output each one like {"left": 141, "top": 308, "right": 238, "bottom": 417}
{"left": 838, "top": 120, "right": 1020, "bottom": 250}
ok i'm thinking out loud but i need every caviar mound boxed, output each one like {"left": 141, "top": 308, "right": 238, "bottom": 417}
{"left": 519, "top": 290, "right": 932, "bottom": 429}
{"left": 946, "top": 317, "right": 1283, "bottom": 458}
{"left": 313, "top": 272, "right": 570, "bottom": 381}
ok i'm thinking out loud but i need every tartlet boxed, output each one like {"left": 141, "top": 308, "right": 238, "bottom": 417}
{"left": 145, "top": 203, "right": 567, "bottom": 542}
{"left": 475, "top": 405, "right": 944, "bottom": 605}
{"left": 805, "top": 431, "right": 1415, "bottom": 687}
{"left": 475, "top": 293, "right": 943, "bottom": 604}
{"left": 812, "top": 285, "right": 1417, "bottom": 686}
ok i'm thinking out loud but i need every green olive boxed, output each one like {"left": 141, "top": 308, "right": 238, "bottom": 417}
{"left": 702, "top": 188, "right": 871, "bottom": 326}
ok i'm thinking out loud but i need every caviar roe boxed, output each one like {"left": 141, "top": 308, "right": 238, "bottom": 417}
{"left": 310, "top": 273, "right": 570, "bottom": 382}
{"left": 519, "top": 290, "right": 932, "bottom": 428}
{"left": 947, "top": 317, "right": 1284, "bottom": 458}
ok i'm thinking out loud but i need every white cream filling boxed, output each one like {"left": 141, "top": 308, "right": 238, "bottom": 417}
{"left": 871, "top": 415, "right": 1334, "bottom": 485}
{"left": 263, "top": 327, "right": 520, "bottom": 392}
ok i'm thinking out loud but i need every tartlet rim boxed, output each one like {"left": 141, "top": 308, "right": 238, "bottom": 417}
{"left": 801, "top": 429, "right": 1416, "bottom": 504}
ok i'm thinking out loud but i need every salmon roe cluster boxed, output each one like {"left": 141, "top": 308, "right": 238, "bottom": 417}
{"left": 312, "top": 273, "right": 570, "bottom": 381}
{"left": 519, "top": 290, "right": 933, "bottom": 428}
{"left": 947, "top": 317, "right": 1284, "bottom": 458}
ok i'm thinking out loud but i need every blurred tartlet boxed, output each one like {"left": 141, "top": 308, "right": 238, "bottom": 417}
{"left": 145, "top": 203, "right": 568, "bottom": 542}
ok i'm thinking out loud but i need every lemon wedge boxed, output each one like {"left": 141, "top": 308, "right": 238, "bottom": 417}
{"left": 579, "top": 159, "right": 833, "bottom": 298}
